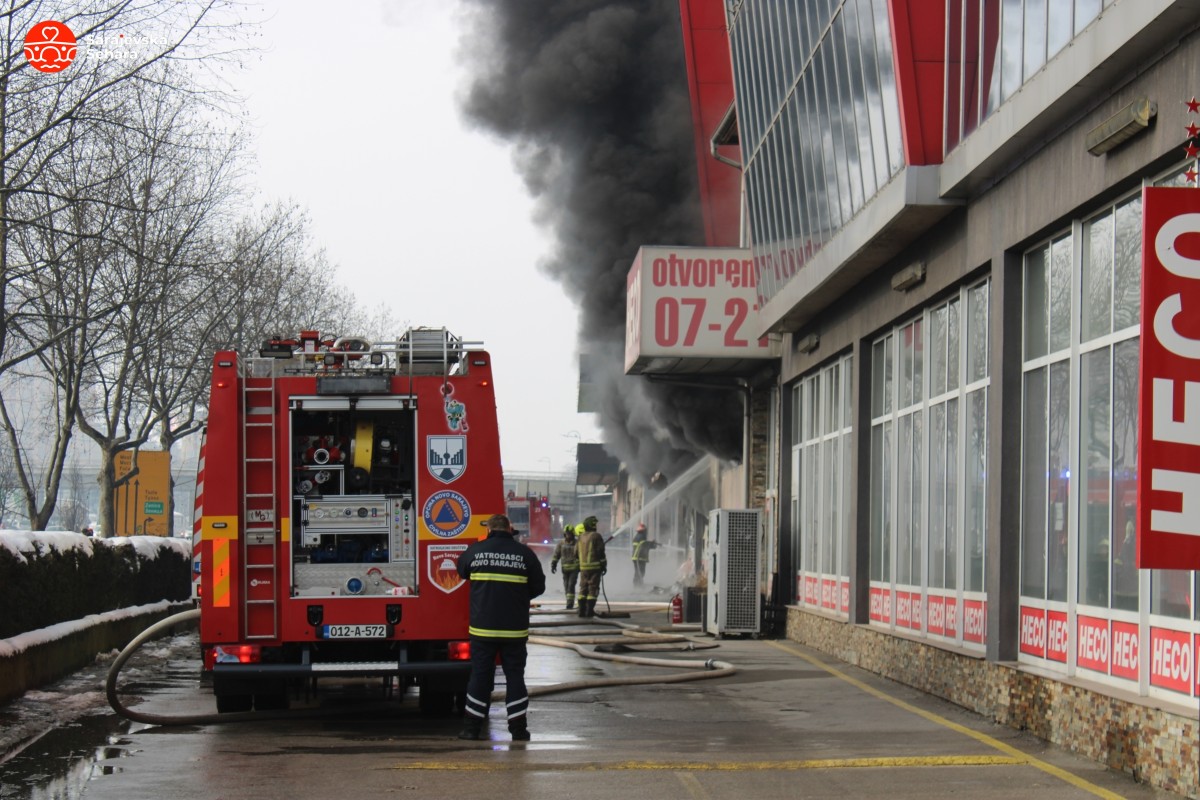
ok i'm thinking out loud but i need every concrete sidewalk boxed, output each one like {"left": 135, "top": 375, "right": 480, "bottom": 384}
{"left": 78, "top": 601, "right": 1179, "bottom": 800}
{"left": 442, "top": 602, "right": 1176, "bottom": 799}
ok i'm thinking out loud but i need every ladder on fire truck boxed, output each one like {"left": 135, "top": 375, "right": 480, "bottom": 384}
{"left": 242, "top": 361, "right": 279, "bottom": 640}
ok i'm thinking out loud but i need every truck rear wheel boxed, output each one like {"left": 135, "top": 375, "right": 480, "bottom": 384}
{"left": 216, "top": 693, "right": 252, "bottom": 713}
{"left": 254, "top": 691, "right": 289, "bottom": 711}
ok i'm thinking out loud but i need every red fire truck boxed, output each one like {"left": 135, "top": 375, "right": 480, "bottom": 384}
{"left": 193, "top": 328, "right": 502, "bottom": 713}
{"left": 505, "top": 491, "right": 557, "bottom": 564}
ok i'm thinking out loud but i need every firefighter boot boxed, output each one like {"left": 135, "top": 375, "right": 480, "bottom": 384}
{"left": 458, "top": 718, "right": 484, "bottom": 740}
{"left": 582, "top": 599, "right": 595, "bottom": 618}
{"left": 509, "top": 717, "right": 531, "bottom": 741}
{"left": 577, "top": 598, "right": 587, "bottom": 617}
{"left": 565, "top": 596, "right": 574, "bottom": 610}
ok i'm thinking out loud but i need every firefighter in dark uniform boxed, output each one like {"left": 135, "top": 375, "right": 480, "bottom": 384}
{"left": 575, "top": 515, "right": 606, "bottom": 618}
{"left": 550, "top": 522, "right": 580, "bottom": 610}
{"left": 631, "top": 522, "right": 658, "bottom": 588}
{"left": 456, "top": 513, "right": 546, "bottom": 741}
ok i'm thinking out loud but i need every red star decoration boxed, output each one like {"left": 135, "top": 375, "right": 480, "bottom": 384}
{"left": 1188, "top": 167, "right": 1199, "bottom": 183}
{"left": 1188, "top": 97, "right": 1200, "bottom": 113}
{"left": 1188, "top": 122, "right": 1200, "bottom": 138}
{"left": 1188, "top": 143, "right": 1200, "bottom": 159}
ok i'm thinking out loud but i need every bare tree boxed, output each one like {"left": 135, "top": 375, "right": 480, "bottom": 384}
{"left": 0, "top": 0, "right": 250, "bottom": 375}
{"left": 0, "top": 120, "right": 124, "bottom": 529}
{"left": 0, "top": 3, "right": 391, "bottom": 536}
{"left": 151, "top": 202, "right": 319, "bottom": 534}
{"left": 0, "top": 429, "right": 23, "bottom": 525}
{"left": 69, "top": 66, "right": 246, "bottom": 537}
{"left": 55, "top": 455, "right": 90, "bottom": 531}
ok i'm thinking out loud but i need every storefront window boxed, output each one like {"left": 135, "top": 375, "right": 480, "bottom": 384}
{"left": 870, "top": 281, "right": 990, "bottom": 643}
{"left": 793, "top": 354, "right": 853, "bottom": 614}
{"left": 1012, "top": 168, "right": 1200, "bottom": 701}
{"left": 1019, "top": 188, "right": 1153, "bottom": 677}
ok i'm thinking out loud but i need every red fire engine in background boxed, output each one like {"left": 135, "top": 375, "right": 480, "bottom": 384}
{"left": 504, "top": 491, "right": 558, "bottom": 564}
{"left": 192, "top": 328, "right": 502, "bottom": 713}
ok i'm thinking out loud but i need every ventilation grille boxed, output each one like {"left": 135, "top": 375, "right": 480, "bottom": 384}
{"left": 724, "top": 510, "right": 760, "bottom": 630}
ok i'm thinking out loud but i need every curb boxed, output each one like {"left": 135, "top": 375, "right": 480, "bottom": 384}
{"left": 0, "top": 603, "right": 196, "bottom": 705}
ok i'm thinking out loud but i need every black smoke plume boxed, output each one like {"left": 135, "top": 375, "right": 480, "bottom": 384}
{"left": 458, "top": 1, "right": 742, "bottom": 482}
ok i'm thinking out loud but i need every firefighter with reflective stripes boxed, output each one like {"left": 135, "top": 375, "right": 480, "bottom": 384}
{"left": 575, "top": 516, "right": 606, "bottom": 618}
{"left": 631, "top": 522, "right": 657, "bottom": 588}
{"left": 456, "top": 513, "right": 546, "bottom": 741}
{"left": 550, "top": 522, "right": 580, "bottom": 609}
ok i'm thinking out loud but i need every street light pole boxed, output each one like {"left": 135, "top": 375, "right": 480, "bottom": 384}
{"left": 562, "top": 431, "right": 581, "bottom": 524}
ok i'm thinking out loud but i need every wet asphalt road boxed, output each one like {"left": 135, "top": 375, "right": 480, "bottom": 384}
{"left": 2, "top": 597, "right": 1179, "bottom": 800}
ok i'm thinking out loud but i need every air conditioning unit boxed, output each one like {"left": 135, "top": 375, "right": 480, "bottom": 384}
{"left": 705, "top": 509, "right": 761, "bottom": 636}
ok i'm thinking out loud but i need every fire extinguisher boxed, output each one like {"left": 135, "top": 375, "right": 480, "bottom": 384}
{"left": 670, "top": 593, "right": 683, "bottom": 625}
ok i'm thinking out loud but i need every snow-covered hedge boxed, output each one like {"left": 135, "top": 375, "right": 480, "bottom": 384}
{"left": 0, "top": 531, "right": 191, "bottom": 639}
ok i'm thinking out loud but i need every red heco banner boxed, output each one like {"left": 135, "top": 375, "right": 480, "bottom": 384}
{"left": 1139, "top": 187, "right": 1200, "bottom": 569}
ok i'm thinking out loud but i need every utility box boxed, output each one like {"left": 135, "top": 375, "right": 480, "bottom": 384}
{"left": 704, "top": 509, "right": 761, "bottom": 636}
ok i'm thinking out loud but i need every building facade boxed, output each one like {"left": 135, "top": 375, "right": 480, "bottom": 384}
{"left": 705, "top": 0, "right": 1200, "bottom": 793}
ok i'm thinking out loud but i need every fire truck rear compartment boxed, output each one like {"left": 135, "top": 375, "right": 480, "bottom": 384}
{"left": 291, "top": 404, "right": 418, "bottom": 597}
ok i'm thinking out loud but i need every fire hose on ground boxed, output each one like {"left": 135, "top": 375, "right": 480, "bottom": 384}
{"left": 106, "top": 606, "right": 735, "bottom": 726}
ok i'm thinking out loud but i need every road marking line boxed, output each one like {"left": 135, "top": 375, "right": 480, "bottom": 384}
{"left": 766, "top": 640, "right": 1126, "bottom": 800}
{"left": 390, "top": 755, "right": 1021, "bottom": 771}
{"left": 675, "top": 771, "right": 712, "bottom": 799}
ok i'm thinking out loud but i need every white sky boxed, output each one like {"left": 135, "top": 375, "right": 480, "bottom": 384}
{"left": 229, "top": 0, "right": 602, "bottom": 474}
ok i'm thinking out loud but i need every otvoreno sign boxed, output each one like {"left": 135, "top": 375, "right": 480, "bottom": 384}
{"left": 624, "top": 246, "right": 779, "bottom": 374}
{"left": 1138, "top": 187, "right": 1200, "bottom": 569}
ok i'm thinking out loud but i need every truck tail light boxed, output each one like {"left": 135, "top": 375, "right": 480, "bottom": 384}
{"left": 448, "top": 640, "right": 470, "bottom": 661}
{"left": 204, "top": 644, "right": 262, "bottom": 670}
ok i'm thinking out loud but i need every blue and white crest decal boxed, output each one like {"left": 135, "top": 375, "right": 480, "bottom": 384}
{"left": 422, "top": 490, "right": 471, "bottom": 538}
{"left": 427, "top": 435, "right": 466, "bottom": 484}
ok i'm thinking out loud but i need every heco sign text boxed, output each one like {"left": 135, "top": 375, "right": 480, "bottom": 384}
{"left": 1138, "top": 189, "right": 1200, "bottom": 569}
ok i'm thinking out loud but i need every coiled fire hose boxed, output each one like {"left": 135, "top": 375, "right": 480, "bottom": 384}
{"left": 517, "top": 612, "right": 734, "bottom": 700}
{"left": 107, "top": 607, "right": 735, "bottom": 725}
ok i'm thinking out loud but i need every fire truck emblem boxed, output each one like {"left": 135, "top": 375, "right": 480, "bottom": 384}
{"left": 422, "top": 490, "right": 471, "bottom": 538}
{"left": 428, "top": 543, "right": 467, "bottom": 593}
{"left": 427, "top": 435, "right": 466, "bottom": 483}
